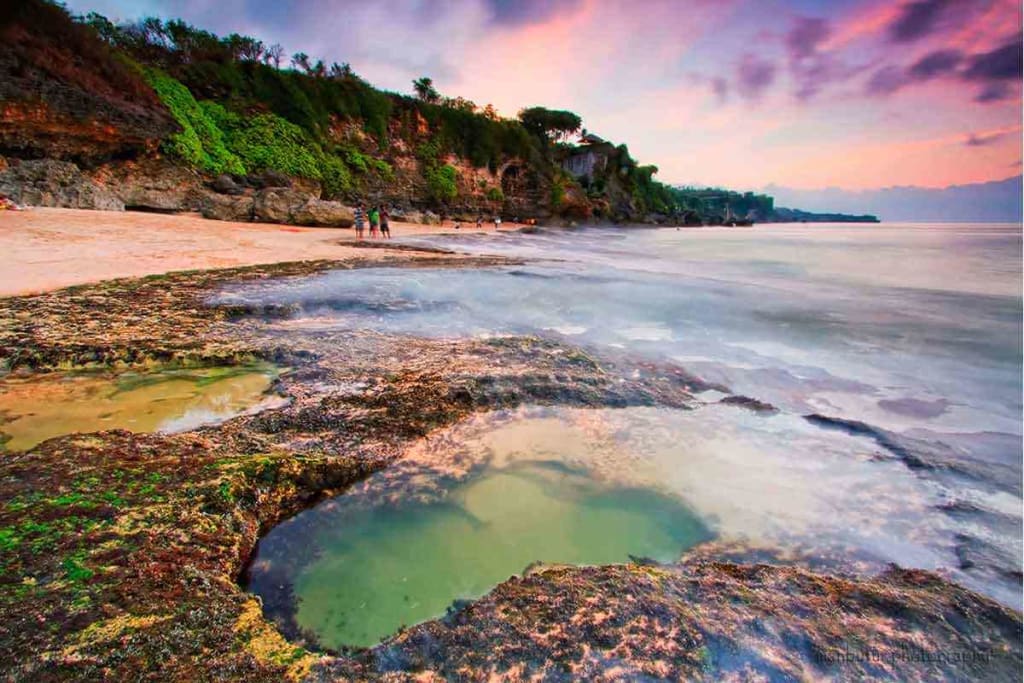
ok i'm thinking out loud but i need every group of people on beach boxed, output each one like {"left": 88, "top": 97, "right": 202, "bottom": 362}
{"left": 353, "top": 204, "right": 390, "bottom": 239}
{"left": 352, "top": 203, "right": 536, "bottom": 237}
{"left": 454, "top": 215, "right": 503, "bottom": 230}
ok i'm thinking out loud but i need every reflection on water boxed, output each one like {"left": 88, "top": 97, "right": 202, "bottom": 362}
{"left": 0, "top": 364, "right": 280, "bottom": 451}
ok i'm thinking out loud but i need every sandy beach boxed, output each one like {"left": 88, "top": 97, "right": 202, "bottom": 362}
{"left": 0, "top": 208, "right": 517, "bottom": 296}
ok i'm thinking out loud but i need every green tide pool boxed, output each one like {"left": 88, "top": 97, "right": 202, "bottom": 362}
{"left": 249, "top": 455, "right": 710, "bottom": 650}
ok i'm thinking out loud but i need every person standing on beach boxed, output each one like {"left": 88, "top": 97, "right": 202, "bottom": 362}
{"left": 476, "top": 215, "right": 483, "bottom": 230}
{"left": 354, "top": 203, "right": 366, "bottom": 239}
{"left": 369, "top": 206, "right": 380, "bottom": 239}
{"left": 380, "top": 206, "right": 391, "bottom": 239}
{"left": 494, "top": 216, "right": 502, "bottom": 230}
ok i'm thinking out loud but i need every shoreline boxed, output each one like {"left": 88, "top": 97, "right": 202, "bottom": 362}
{"left": 1, "top": 206, "right": 918, "bottom": 299}
{"left": 0, "top": 207, "right": 530, "bottom": 297}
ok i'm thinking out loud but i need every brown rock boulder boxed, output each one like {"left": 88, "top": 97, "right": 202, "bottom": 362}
{"left": 98, "top": 159, "right": 203, "bottom": 212}
{"left": 0, "top": 159, "right": 123, "bottom": 210}
{"left": 253, "top": 187, "right": 309, "bottom": 224}
{"left": 200, "top": 192, "right": 253, "bottom": 222}
{"left": 291, "top": 199, "right": 354, "bottom": 227}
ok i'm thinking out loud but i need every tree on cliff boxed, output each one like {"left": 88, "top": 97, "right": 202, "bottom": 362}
{"left": 518, "top": 107, "right": 583, "bottom": 143}
{"left": 413, "top": 77, "right": 441, "bottom": 104}
{"left": 263, "top": 43, "right": 284, "bottom": 68}
{"left": 291, "top": 52, "right": 311, "bottom": 73}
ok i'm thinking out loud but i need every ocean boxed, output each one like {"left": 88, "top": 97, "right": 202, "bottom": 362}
{"left": 235, "top": 222, "right": 1022, "bottom": 646}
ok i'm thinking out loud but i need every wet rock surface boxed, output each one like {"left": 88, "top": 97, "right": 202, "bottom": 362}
{"left": 0, "top": 250, "right": 1020, "bottom": 681}
{"left": 322, "top": 561, "right": 1021, "bottom": 681}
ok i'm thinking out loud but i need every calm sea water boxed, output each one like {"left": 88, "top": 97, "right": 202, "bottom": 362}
{"left": 236, "top": 222, "right": 1022, "bottom": 647}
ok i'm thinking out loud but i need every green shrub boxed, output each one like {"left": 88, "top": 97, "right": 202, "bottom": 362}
{"left": 144, "top": 69, "right": 245, "bottom": 175}
{"left": 341, "top": 145, "right": 369, "bottom": 173}
{"left": 318, "top": 154, "right": 353, "bottom": 198}
{"left": 224, "top": 113, "right": 322, "bottom": 180}
{"left": 416, "top": 138, "right": 443, "bottom": 165}
{"left": 369, "top": 157, "right": 393, "bottom": 181}
{"left": 551, "top": 183, "right": 565, "bottom": 208}
{"left": 486, "top": 186, "right": 504, "bottom": 202}
{"left": 426, "top": 164, "right": 458, "bottom": 202}
{"left": 338, "top": 146, "right": 391, "bottom": 181}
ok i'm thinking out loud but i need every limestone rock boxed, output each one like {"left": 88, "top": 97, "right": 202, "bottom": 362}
{"left": 248, "top": 170, "right": 291, "bottom": 190}
{"left": 0, "top": 159, "right": 124, "bottom": 210}
{"left": 253, "top": 188, "right": 309, "bottom": 224}
{"left": 0, "top": 10, "right": 175, "bottom": 161}
{"left": 102, "top": 160, "right": 203, "bottom": 212}
{"left": 291, "top": 200, "right": 354, "bottom": 228}
{"left": 200, "top": 192, "right": 253, "bottom": 222}
{"left": 211, "top": 174, "right": 244, "bottom": 196}
{"left": 292, "top": 176, "right": 322, "bottom": 199}
{"left": 422, "top": 210, "right": 441, "bottom": 225}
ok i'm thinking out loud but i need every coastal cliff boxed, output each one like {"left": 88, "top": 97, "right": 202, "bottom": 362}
{"left": 0, "top": 1, "right": 879, "bottom": 226}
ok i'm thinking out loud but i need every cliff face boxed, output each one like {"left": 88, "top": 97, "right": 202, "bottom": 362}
{"left": 0, "top": 2, "right": 176, "bottom": 162}
{"left": 331, "top": 117, "right": 548, "bottom": 220}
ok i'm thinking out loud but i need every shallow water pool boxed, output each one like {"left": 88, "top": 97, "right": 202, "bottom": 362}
{"left": 246, "top": 421, "right": 711, "bottom": 650}
{"left": 0, "top": 364, "right": 280, "bottom": 451}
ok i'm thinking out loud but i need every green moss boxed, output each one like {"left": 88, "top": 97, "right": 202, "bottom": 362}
{"left": 218, "top": 480, "right": 235, "bottom": 504}
{"left": 52, "top": 492, "right": 94, "bottom": 508}
{"left": 62, "top": 552, "right": 95, "bottom": 583}
{"left": 0, "top": 527, "right": 19, "bottom": 552}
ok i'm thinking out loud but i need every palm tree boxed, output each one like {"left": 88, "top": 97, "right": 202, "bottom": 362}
{"left": 413, "top": 76, "right": 440, "bottom": 103}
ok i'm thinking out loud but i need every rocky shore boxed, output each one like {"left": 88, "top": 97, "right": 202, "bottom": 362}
{"left": 0, "top": 249, "right": 1020, "bottom": 681}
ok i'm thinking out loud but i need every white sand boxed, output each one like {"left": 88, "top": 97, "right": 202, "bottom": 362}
{"left": 0, "top": 208, "right": 513, "bottom": 296}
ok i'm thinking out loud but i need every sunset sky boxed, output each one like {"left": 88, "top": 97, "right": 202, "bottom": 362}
{"left": 65, "top": 0, "right": 1023, "bottom": 191}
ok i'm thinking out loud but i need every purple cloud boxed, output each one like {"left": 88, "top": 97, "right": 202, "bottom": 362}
{"left": 888, "top": 0, "right": 957, "bottom": 42}
{"left": 867, "top": 39, "right": 1021, "bottom": 100}
{"left": 966, "top": 131, "right": 1004, "bottom": 146}
{"left": 736, "top": 53, "right": 777, "bottom": 100}
{"left": 865, "top": 66, "right": 908, "bottom": 95}
{"left": 963, "top": 40, "right": 1023, "bottom": 81}
{"left": 711, "top": 76, "right": 728, "bottom": 103}
{"left": 908, "top": 49, "right": 962, "bottom": 80}
{"left": 975, "top": 82, "right": 1013, "bottom": 103}
{"left": 786, "top": 16, "right": 829, "bottom": 60}
{"left": 784, "top": 16, "right": 837, "bottom": 100}
{"left": 485, "top": 0, "right": 582, "bottom": 27}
